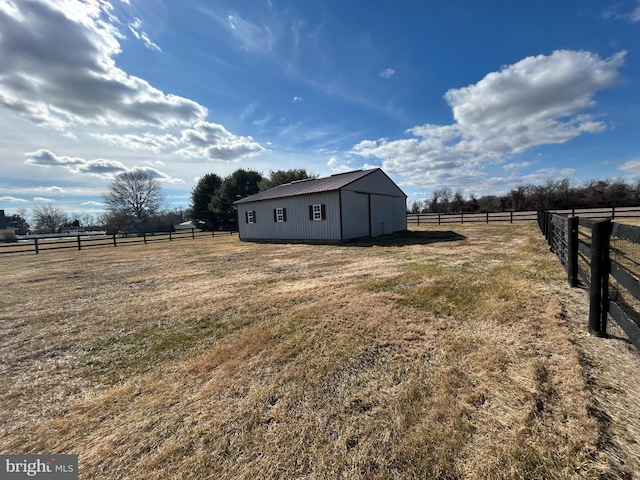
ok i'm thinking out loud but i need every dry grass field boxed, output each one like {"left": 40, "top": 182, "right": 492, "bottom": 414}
{"left": 1, "top": 223, "right": 640, "bottom": 479}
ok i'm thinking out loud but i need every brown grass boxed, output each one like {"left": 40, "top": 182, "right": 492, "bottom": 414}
{"left": 0, "top": 224, "right": 638, "bottom": 478}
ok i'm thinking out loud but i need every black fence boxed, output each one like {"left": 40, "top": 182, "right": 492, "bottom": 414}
{"left": 539, "top": 211, "right": 640, "bottom": 349}
{"left": 0, "top": 228, "right": 235, "bottom": 256}
{"left": 407, "top": 210, "right": 538, "bottom": 225}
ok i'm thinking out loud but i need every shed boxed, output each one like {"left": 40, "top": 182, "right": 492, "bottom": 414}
{"left": 234, "top": 168, "right": 407, "bottom": 242}
{"left": 174, "top": 220, "right": 201, "bottom": 232}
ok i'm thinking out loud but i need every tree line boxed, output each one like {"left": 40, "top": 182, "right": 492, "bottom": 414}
{"left": 409, "top": 177, "right": 640, "bottom": 214}
{"left": 188, "top": 168, "right": 315, "bottom": 230}
{"left": 1, "top": 168, "right": 315, "bottom": 237}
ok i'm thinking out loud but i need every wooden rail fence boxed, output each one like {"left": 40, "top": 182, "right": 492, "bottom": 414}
{"left": 0, "top": 228, "right": 235, "bottom": 256}
{"left": 409, "top": 206, "right": 640, "bottom": 226}
{"left": 539, "top": 211, "right": 640, "bottom": 349}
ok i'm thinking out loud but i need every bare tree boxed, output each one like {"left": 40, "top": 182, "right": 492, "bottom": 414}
{"left": 103, "top": 170, "right": 164, "bottom": 233}
{"left": 32, "top": 204, "right": 68, "bottom": 233}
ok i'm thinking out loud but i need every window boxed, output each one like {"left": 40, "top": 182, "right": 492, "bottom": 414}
{"left": 274, "top": 207, "right": 287, "bottom": 223}
{"left": 309, "top": 204, "right": 326, "bottom": 221}
{"left": 246, "top": 210, "right": 256, "bottom": 224}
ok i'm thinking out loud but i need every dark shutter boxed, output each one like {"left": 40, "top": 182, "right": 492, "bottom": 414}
{"left": 283, "top": 208, "right": 287, "bottom": 222}
{"left": 273, "top": 209, "right": 277, "bottom": 222}
{"left": 321, "top": 204, "right": 326, "bottom": 220}
{"left": 309, "top": 205, "right": 313, "bottom": 220}
{"left": 245, "top": 211, "right": 248, "bottom": 224}
{"left": 253, "top": 211, "right": 256, "bottom": 223}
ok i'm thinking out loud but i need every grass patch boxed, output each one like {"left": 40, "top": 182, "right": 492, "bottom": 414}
{"left": 0, "top": 223, "right": 630, "bottom": 478}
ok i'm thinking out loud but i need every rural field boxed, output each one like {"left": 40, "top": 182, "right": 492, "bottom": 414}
{"left": 2, "top": 223, "right": 640, "bottom": 479}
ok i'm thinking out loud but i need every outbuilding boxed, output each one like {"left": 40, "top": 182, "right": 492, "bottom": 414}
{"left": 234, "top": 168, "right": 407, "bottom": 242}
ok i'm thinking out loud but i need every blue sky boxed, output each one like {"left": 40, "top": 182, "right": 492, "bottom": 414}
{"left": 1, "top": 0, "right": 640, "bottom": 219}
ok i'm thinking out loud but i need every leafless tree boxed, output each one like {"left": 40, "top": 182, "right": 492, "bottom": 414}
{"left": 32, "top": 204, "right": 68, "bottom": 233}
{"left": 103, "top": 170, "right": 164, "bottom": 232}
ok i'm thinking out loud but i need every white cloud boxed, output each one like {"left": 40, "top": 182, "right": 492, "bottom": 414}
{"left": 0, "top": 0, "right": 206, "bottom": 131}
{"left": 92, "top": 132, "right": 180, "bottom": 152}
{"left": 293, "top": 96, "right": 302, "bottom": 102}
{"left": 33, "top": 197, "right": 53, "bottom": 202}
{"left": 353, "top": 50, "right": 625, "bottom": 189}
{"left": 619, "top": 158, "right": 640, "bottom": 174}
{"left": 379, "top": 68, "right": 395, "bottom": 79}
{"left": 227, "top": 12, "right": 276, "bottom": 53}
{"left": 128, "top": 18, "right": 161, "bottom": 51}
{"left": 175, "top": 122, "right": 265, "bottom": 162}
{"left": 503, "top": 161, "right": 533, "bottom": 171}
{"left": 81, "top": 200, "right": 104, "bottom": 206}
{"left": 36, "top": 186, "right": 66, "bottom": 193}
{"left": 24, "top": 149, "right": 183, "bottom": 183}
{"left": 0, "top": 196, "right": 28, "bottom": 203}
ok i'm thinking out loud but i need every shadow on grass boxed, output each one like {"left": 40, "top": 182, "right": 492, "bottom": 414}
{"left": 343, "top": 230, "right": 467, "bottom": 247}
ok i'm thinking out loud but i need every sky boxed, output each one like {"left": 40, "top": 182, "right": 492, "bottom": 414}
{"left": 1, "top": 0, "right": 640, "bottom": 220}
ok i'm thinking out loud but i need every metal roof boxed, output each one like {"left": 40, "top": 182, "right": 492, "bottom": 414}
{"left": 234, "top": 168, "right": 385, "bottom": 204}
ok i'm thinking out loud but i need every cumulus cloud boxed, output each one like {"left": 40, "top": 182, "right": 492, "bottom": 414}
{"left": 292, "top": 96, "right": 302, "bottom": 102}
{"left": 175, "top": 122, "right": 265, "bottom": 162}
{"left": 91, "top": 132, "right": 180, "bottom": 152}
{"left": 24, "top": 149, "right": 183, "bottom": 183}
{"left": 92, "top": 123, "right": 266, "bottom": 162}
{"left": 0, "top": 0, "right": 206, "bottom": 130}
{"left": 353, "top": 50, "right": 625, "bottom": 188}
{"left": 379, "top": 68, "right": 395, "bottom": 79}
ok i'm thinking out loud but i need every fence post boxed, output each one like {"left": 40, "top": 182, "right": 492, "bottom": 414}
{"left": 588, "top": 219, "right": 611, "bottom": 336}
{"left": 461, "top": 213, "right": 464, "bottom": 224}
{"left": 34, "top": 237, "right": 39, "bottom": 255}
{"left": 113, "top": 234, "right": 117, "bottom": 247}
{"left": 191, "top": 228, "right": 195, "bottom": 239}
{"left": 77, "top": 234, "right": 82, "bottom": 251}
{"left": 417, "top": 215, "right": 420, "bottom": 226}
{"left": 143, "top": 232, "right": 147, "bottom": 244}
{"left": 169, "top": 231, "right": 172, "bottom": 241}
{"left": 567, "top": 216, "right": 579, "bottom": 287}
{"left": 510, "top": 211, "right": 514, "bottom": 223}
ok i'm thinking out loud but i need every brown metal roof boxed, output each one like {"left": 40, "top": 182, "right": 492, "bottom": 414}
{"left": 234, "top": 168, "right": 383, "bottom": 204}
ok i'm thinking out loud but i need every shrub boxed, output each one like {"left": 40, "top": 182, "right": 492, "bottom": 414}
{"left": 0, "top": 230, "right": 18, "bottom": 242}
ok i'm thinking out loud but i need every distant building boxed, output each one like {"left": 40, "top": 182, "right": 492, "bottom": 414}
{"left": 0, "top": 210, "right": 6, "bottom": 230}
{"left": 234, "top": 168, "right": 407, "bottom": 243}
{"left": 174, "top": 220, "right": 201, "bottom": 232}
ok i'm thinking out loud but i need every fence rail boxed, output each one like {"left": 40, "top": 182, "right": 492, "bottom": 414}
{"left": 0, "top": 228, "right": 234, "bottom": 256}
{"left": 539, "top": 211, "right": 640, "bottom": 350}
{"left": 410, "top": 206, "right": 640, "bottom": 226}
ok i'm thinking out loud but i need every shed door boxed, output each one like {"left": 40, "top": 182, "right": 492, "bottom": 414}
{"left": 369, "top": 194, "right": 393, "bottom": 237}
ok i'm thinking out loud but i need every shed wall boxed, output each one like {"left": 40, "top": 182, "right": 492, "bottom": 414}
{"left": 340, "top": 190, "right": 370, "bottom": 239}
{"left": 237, "top": 192, "right": 341, "bottom": 241}
{"left": 343, "top": 169, "right": 406, "bottom": 197}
